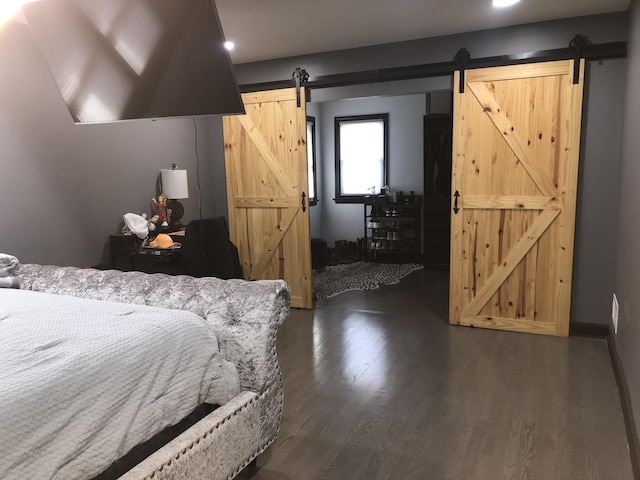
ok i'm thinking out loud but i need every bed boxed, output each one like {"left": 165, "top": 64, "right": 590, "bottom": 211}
{"left": 0, "top": 263, "right": 289, "bottom": 480}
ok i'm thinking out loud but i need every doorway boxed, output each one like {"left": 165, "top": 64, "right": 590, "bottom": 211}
{"left": 307, "top": 88, "right": 445, "bottom": 266}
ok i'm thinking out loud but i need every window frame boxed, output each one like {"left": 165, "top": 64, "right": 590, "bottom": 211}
{"left": 306, "top": 116, "right": 318, "bottom": 206}
{"left": 334, "top": 113, "right": 389, "bottom": 204}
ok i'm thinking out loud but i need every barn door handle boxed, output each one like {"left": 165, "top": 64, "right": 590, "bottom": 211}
{"left": 301, "top": 191, "right": 307, "bottom": 212}
{"left": 453, "top": 190, "right": 460, "bottom": 214}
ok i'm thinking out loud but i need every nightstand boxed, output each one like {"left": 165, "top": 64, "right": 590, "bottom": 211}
{"left": 109, "top": 234, "right": 185, "bottom": 275}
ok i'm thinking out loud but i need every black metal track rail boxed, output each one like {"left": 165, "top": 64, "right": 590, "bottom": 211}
{"left": 238, "top": 38, "right": 626, "bottom": 94}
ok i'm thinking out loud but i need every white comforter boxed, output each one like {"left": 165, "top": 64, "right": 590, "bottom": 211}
{"left": 0, "top": 289, "right": 240, "bottom": 480}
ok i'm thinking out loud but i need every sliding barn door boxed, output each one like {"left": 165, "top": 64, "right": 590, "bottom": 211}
{"left": 449, "top": 60, "right": 585, "bottom": 336}
{"left": 223, "top": 87, "right": 313, "bottom": 309}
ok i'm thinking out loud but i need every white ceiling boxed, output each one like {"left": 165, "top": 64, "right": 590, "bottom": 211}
{"left": 216, "top": 0, "right": 630, "bottom": 64}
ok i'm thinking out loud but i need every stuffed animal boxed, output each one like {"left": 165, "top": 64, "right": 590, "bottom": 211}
{"left": 122, "top": 213, "right": 160, "bottom": 238}
{"left": 152, "top": 194, "right": 169, "bottom": 226}
{"left": 122, "top": 213, "right": 149, "bottom": 239}
{"left": 147, "top": 215, "right": 160, "bottom": 231}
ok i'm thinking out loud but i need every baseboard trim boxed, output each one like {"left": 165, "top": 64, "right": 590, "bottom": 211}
{"left": 570, "top": 321, "right": 610, "bottom": 338}
{"left": 608, "top": 331, "right": 640, "bottom": 480}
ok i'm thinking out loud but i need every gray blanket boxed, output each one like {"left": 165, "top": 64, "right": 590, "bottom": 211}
{"left": 0, "top": 288, "right": 240, "bottom": 480}
{"left": 0, "top": 254, "right": 19, "bottom": 288}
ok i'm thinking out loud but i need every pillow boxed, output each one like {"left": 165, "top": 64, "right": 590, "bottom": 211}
{"left": 0, "top": 254, "right": 19, "bottom": 289}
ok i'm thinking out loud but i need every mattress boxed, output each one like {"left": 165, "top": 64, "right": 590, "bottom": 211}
{"left": 0, "top": 289, "right": 240, "bottom": 480}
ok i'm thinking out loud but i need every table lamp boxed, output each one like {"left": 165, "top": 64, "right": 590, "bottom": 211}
{"left": 161, "top": 164, "right": 189, "bottom": 228}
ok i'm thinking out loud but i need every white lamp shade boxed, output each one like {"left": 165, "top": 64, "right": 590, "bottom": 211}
{"left": 161, "top": 169, "right": 189, "bottom": 199}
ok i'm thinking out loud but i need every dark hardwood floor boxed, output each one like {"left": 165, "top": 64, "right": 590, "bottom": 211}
{"left": 238, "top": 269, "right": 633, "bottom": 480}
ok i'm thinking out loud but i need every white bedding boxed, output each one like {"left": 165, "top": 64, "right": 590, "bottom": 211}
{"left": 0, "top": 289, "right": 240, "bottom": 480}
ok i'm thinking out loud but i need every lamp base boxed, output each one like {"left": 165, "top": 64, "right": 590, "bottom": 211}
{"left": 167, "top": 199, "right": 185, "bottom": 227}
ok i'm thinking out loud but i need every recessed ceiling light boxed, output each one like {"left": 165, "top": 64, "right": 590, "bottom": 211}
{"left": 224, "top": 41, "right": 235, "bottom": 51}
{"left": 493, "top": 0, "right": 520, "bottom": 7}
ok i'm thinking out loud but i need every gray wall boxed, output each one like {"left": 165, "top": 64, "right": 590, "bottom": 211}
{"left": 615, "top": 0, "right": 640, "bottom": 440}
{"left": 0, "top": 22, "right": 228, "bottom": 267}
{"left": 572, "top": 58, "right": 626, "bottom": 326}
{"left": 234, "top": 12, "right": 629, "bottom": 327}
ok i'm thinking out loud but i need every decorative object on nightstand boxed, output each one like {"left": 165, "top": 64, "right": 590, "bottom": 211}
{"left": 151, "top": 194, "right": 169, "bottom": 227}
{"left": 122, "top": 213, "right": 150, "bottom": 239}
{"left": 160, "top": 164, "right": 189, "bottom": 228}
{"left": 148, "top": 233, "right": 181, "bottom": 249}
{"left": 109, "top": 232, "right": 184, "bottom": 274}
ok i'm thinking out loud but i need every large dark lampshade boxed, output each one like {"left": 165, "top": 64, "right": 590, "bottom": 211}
{"left": 21, "top": 0, "right": 244, "bottom": 123}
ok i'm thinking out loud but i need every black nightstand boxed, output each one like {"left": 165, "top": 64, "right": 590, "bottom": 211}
{"left": 109, "top": 234, "right": 185, "bottom": 275}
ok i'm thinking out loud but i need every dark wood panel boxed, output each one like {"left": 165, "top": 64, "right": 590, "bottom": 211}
{"left": 423, "top": 113, "right": 452, "bottom": 269}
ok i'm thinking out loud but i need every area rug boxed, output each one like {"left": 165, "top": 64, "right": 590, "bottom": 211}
{"left": 313, "top": 262, "right": 423, "bottom": 300}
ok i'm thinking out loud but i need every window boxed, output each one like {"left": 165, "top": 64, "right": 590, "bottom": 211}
{"left": 307, "top": 116, "right": 318, "bottom": 206}
{"left": 334, "top": 114, "right": 388, "bottom": 203}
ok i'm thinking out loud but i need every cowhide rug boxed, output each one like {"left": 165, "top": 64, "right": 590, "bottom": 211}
{"left": 313, "top": 261, "right": 423, "bottom": 300}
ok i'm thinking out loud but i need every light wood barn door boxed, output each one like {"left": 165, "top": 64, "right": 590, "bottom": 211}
{"left": 449, "top": 60, "right": 585, "bottom": 336}
{"left": 223, "top": 87, "right": 313, "bottom": 309}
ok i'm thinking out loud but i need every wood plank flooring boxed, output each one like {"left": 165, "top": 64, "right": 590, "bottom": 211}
{"left": 237, "top": 269, "right": 633, "bottom": 480}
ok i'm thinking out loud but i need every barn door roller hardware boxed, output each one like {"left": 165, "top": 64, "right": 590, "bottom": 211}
{"left": 454, "top": 48, "right": 471, "bottom": 94}
{"left": 240, "top": 36, "right": 625, "bottom": 94}
{"left": 292, "top": 68, "right": 310, "bottom": 107}
{"left": 569, "top": 34, "right": 588, "bottom": 84}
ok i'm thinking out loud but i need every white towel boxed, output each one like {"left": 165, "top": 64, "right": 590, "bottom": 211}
{"left": 0, "top": 254, "right": 20, "bottom": 288}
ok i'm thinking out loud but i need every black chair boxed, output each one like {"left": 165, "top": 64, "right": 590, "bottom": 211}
{"left": 181, "top": 217, "right": 243, "bottom": 279}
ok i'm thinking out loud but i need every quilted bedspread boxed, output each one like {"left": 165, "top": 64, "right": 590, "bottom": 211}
{"left": 0, "top": 288, "right": 240, "bottom": 480}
